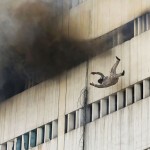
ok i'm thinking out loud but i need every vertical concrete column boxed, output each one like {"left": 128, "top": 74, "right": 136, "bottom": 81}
{"left": 143, "top": 79, "right": 150, "bottom": 98}
{"left": 92, "top": 101, "right": 100, "bottom": 121}
{"left": 58, "top": 73, "right": 66, "bottom": 150}
{"left": 37, "top": 128, "right": 41, "bottom": 145}
{"left": 85, "top": 104, "right": 92, "bottom": 123}
{"left": 109, "top": 95, "right": 117, "bottom": 113}
{"left": 79, "top": 108, "right": 84, "bottom": 127}
{"left": 112, "top": 30, "right": 117, "bottom": 47}
{"left": 126, "top": 87, "right": 134, "bottom": 105}
{"left": 134, "top": 19, "right": 138, "bottom": 36}
{"left": 137, "top": 17, "right": 142, "bottom": 35}
{"left": 141, "top": 15, "right": 146, "bottom": 33}
{"left": 134, "top": 83, "right": 143, "bottom": 102}
{"left": 7, "top": 141, "right": 14, "bottom": 150}
{"left": 45, "top": 123, "right": 52, "bottom": 142}
{"left": 0, "top": 144, "right": 7, "bottom": 150}
{"left": 14, "top": 138, "right": 17, "bottom": 150}
{"left": 117, "top": 28, "right": 123, "bottom": 45}
{"left": 37, "top": 126, "right": 44, "bottom": 145}
{"left": 21, "top": 135, "right": 24, "bottom": 150}
{"left": 117, "top": 91, "right": 125, "bottom": 110}
{"left": 101, "top": 98, "right": 109, "bottom": 117}
{"left": 75, "top": 110, "right": 79, "bottom": 129}
{"left": 52, "top": 120, "right": 58, "bottom": 139}
{"left": 146, "top": 13, "right": 150, "bottom": 31}
{"left": 28, "top": 132, "right": 31, "bottom": 149}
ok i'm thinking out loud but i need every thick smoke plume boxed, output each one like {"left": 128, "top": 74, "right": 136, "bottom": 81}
{"left": 0, "top": 1, "right": 133, "bottom": 101}
{"left": 0, "top": 1, "right": 94, "bottom": 101}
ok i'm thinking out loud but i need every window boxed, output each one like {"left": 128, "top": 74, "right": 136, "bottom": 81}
{"left": 146, "top": 13, "right": 150, "bottom": 30}
{"left": 16, "top": 136, "right": 22, "bottom": 150}
{"left": 134, "top": 82, "right": 143, "bottom": 101}
{"left": 30, "top": 130, "right": 37, "bottom": 148}
{"left": 37, "top": 126, "right": 45, "bottom": 145}
{"left": 68, "top": 111, "right": 76, "bottom": 131}
{"left": 117, "top": 91, "right": 126, "bottom": 110}
{"left": 24, "top": 133, "right": 29, "bottom": 150}
{"left": 121, "top": 21, "right": 134, "bottom": 42}
{"left": 132, "top": 86, "right": 135, "bottom": 103}
{"left": 52, "top": 120, "right": 58, "bottom": 139}
{"left": 109, "top": 94, "right": 117, "bottom": 113}
{"left": 86, "top": 104, "right": 92, "bottom": 123}
{"left": 143, "top": 78, "right": 150, "bottom": 98}
{"left": 144, "top": 148, "right": 150, "bottom": 150}
{"left": 6, "top": 141, "right": 14, "bottom": 150}
{"left": 140, "top": 82, "right": 143, "bottom": 99}
{"left": 142, "top": 14, "right": 147, "bottom": 32}
{"left": 92, "top": 101, "right": 100, "bottom": 121}
{"left": 101, "top": 97, "right": 109, "bottom": 117}
{"left": 65, "top": 115, "right": 68, "bottom": 133}
{"left": 45, "top": 123, "right": 52, "bottom": 141}
{"left": 79, "top": 108, "right": 84, "bottom": 127}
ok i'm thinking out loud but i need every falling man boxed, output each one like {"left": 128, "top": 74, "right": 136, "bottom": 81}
{"left": 90, "top": 56, "right": 125, "bottom": 88}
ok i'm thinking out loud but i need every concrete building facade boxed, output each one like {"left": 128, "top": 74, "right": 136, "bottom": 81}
{"left": 1, "top": 0, "right": 150, "bottom": 150}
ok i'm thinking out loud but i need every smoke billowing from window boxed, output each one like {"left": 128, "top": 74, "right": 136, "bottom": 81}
{"left": 0, "top": 0, "right": 134, "bottom": 101}
{"left": 0, "top": 1, "right": 94, "bottom": 101}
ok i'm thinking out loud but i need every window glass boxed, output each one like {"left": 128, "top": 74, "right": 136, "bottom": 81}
{"left": 24, "top": 133, "right": 29, "bottom": 150}
{"left": 30, "top": 130, "right": 37, "bottom": 147}
{"left": 16, "top": 137, "right": 22, "bottom": 150}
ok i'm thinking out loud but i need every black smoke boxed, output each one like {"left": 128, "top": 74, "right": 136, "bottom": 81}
{"left": 0, "top": 1, "right": 94, "bottom": 101}
{"left": 0, "top": 1, "right": 134, "bottom": 101}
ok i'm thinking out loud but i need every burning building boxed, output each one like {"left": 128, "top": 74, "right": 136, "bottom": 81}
{"left": 0, "top": 0, "right": 150, "bottom": 150}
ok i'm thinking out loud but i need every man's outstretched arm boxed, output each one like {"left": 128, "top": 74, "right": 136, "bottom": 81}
{"left": 91, "top": 72, "right": 105, "bottom": 78}
{"left": 90, "top": 82, "right": 104, "bottom": 88}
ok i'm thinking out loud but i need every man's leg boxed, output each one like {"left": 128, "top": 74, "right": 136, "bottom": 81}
{"left": 115, "top": 70, "right": 125, "bottom": 78}
{"left": 110, "top": 56, "right": 120, "bottom": 74}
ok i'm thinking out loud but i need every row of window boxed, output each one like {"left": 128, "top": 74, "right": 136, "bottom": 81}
{"left": 0, "top": 120, "right": 58, "bottom": 150}
{"left": 65, "top": 78, "right": 150, "bottom": 133}
{"left": 134, "top": 13, "right": 150, "bottom": 36}
{"left": 1, "top": 77, "right": 150, "bottom": 149}
{"left": 90, "top": 12, "right": 150, "bottom": 55}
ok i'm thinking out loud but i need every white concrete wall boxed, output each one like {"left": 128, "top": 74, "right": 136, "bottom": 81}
{"left": 68, "top": 0, "right": 150, "bottom": 39}
{"left": 88, "top": 29, "right": 150, "bottom": 103}
{"left": 0, "top": 77, "right": 60, "bottom": 144}
{"left": 84, "top": 97, "right": 150, "bottom": 150}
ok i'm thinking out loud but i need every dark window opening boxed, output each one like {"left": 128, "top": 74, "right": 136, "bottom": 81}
{"left": 115, "top": 94, "right": 117, "bottom": 111}
{"left": 86, "top": 104, "right": 92, "bottom": 123}
{"left": 73, "top": 111, "right": 76, "bottom": 129}
{"left": 123, "top": 90, "right": 126, "bottom": 107}
{"left": 98, "top": 101, "right": 101, "bottom": 118}
{"left": 49, "top": 123, "right": 52, "bottom": 140}
{"left": 16, "top": 136, "right": 22, "bottom": 150}
{"left": 24, "top": 133, "right": 29, "bottom": 150}
{"left": 121, "top": 21, "right": 134, "bottom": 42}
{"left": 40, "top": 126, "right": 45, "bottom": 144}
{"left": 132, "top": 86, "right": 134, "bottom": 103}
{"left": 106, "top": 98, "right": 109, "bottom": 114}
{"left": 30, "top": 130, "right": 37, "bottom": 148}
{"left": 140, "top": 82, "right": 143, "bottom": 99}
{"left": 65, "top": 115, "right": 68, "bottom": 133}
